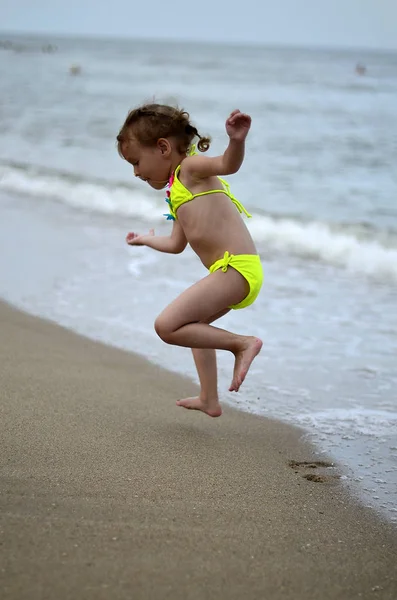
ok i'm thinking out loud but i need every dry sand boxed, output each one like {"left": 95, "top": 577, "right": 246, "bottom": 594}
{"left": 0, "top": 300, "right": 396, "bottom": 599}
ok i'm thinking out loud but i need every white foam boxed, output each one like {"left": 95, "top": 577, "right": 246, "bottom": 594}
{"left": 248, "top": 215, "right": 397, "bottom": 282}
{"left": 295, "top": 408, "right": 397, "bottom": 437}
{"left": 0, "top": 164, "right": 164, "bottom": 222}
{"left": 127, "top": 251, "right": 157, "bottom": 276}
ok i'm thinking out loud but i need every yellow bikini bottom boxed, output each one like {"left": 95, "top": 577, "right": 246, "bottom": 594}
{"left": 209, "top": 251, "right": 263, "bottom": 310}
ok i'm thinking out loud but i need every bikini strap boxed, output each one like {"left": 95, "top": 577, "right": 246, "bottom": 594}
{"left": 218, "top": 178, "right": 252, "bottom": 218}
{"left": 220, "top": 251, "right": 233, "bottom": 272}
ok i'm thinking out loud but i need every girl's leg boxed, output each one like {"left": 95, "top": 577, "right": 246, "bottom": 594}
{"left": 177, "top": 309, "right": 229, "bottom": 417}
{"left": 155, "top": 269, "right": 262, "bottom": 392}
{"left": 192, "top": 348, "right": 218, "bottom": 399}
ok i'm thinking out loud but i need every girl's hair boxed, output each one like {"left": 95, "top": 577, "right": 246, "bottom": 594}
{"left": 116, "top": 103, "right": 211, "bottom": 158}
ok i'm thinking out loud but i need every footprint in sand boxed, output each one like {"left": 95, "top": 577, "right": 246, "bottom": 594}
{"left": 288, "top": 460, "right": 340, "bottom": 483}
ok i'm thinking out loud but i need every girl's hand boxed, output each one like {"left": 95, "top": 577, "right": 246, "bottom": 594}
{"left": 126, "top": 229, "right": 154, "bottom": 246}
{"left": 225, "top": 109, "right": 252, "bottom": 142}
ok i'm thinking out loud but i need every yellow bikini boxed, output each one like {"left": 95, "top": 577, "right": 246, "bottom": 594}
{"left": 166, "top": 165, "right": 252, "bottom": 221}
{"left": 209, "top": 251, "right": 263, "bottom": 310}
{"left": 165, "top": 150, "right": 263, "bottom": 310}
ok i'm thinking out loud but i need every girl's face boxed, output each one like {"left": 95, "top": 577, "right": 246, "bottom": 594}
{"left": 122, "top": 138, "right": 171, "bottom": 190}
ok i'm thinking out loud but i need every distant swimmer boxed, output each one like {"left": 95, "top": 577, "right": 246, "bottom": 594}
{"left": 69, "top": 64, "right": 82, "bottom": 76}
{"left": 42, "top": 44, "right": 57, "bottom": 53}
{"left": 355, "top": 63, "right": 366, "bottom": 76}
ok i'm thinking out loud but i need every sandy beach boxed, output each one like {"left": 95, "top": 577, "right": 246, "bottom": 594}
{"left": 0, "top": 299, "right": 396, "bottom": 599}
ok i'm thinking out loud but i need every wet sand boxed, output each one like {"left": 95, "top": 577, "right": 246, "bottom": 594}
{"left": 1, "top": 300, "right": 396, "bottom": 599}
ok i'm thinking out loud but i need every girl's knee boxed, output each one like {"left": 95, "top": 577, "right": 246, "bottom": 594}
{"left": 154, "top": 314, "right": 173, "bottom": 343}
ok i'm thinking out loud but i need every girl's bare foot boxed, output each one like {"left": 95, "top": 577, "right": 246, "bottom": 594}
{"left": 230, "top": 337, "right": 263, "bottom": 392}
{"left": 176, "top": 396, "right": 222, "bottom": 417}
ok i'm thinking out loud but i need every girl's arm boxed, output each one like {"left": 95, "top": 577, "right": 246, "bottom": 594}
{"left": 182, "top": 109, "right": 251, "bottom": 179}
{"left": 126, "top": 221, "right": 187, "bottom": 254}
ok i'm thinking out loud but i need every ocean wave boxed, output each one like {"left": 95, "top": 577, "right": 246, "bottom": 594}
{"left": 249, "top": 215, "right": 397, "bottom": 282}
{"left": 1, "top": 161, "right": 397, "bottom": 282}
{"left": 0, "top": 161, "right": 163, "bottom": 221}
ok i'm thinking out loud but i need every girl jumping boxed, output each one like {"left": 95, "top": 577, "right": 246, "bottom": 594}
{"left": 117, "top": 104, "right": 263, "bottom": 417}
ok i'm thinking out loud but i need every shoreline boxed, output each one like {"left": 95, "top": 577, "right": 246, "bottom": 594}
{"left": 1, "top": 299, "right": 397, "bottom": 599}
{"left": 1, "top": 183, "right": 396, "bottom": 524}
{"left": 2, "top": 292, "right": 396, "bottom": 524}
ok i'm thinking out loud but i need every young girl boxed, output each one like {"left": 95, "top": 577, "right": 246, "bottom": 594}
{"left": 117, "top": 104, "right": 263, "bottom": 417}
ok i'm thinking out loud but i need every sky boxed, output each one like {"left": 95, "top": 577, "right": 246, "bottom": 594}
{"left": 0, "top": 0, "right": 396, "bottom": 50}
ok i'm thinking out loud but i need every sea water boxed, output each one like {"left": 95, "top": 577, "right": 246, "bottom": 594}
{"left": 1, "top": 34, "right": 396, "bottom": 521}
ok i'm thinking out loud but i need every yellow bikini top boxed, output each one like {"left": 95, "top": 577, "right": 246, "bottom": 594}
{"left": 164, "top": 146, "right": 252, "bottom": 221}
